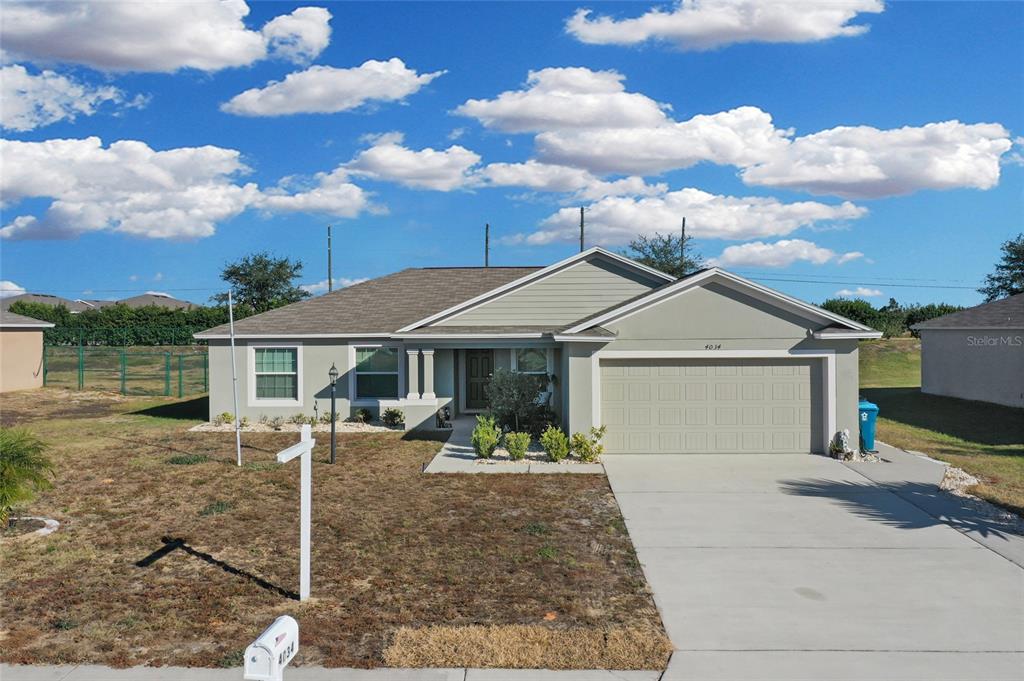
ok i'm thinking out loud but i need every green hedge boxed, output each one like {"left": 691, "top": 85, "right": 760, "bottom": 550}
{"left": 8, "top": 300, "right": 233, "bottom": 346}
{"left": 820, "top": 298, "right": 963, "bottom": 338}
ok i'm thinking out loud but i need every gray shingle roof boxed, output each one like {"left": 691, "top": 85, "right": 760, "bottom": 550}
{"left": 0, "top": 309, "right": 55, "bottom": 328}
{"left": 913, "top": 293, "right": 1024, "bottom": 330}
{"left": 195, "top": 267, "right": 542, "bottom": 337}
{"left": 117, "top": 293, "right": 195, "bottom": 309}
{"left": 0, "top": 293, "right": 90, "bottom": 312}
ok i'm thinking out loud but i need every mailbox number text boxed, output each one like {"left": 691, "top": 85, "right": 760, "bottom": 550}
{"left": 704, "top": 343, "right": 722, "bottom": 350}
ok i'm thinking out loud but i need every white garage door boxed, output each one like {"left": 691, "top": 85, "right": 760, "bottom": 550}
{"left": 600, "top": 358, "right": 820, "bottom": 454}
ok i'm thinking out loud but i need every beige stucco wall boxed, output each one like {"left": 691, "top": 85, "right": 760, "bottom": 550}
{"left": 0, "top": 329, "right": 46, "bottom": 392}
{"left": 561, "top": 281, "right": 861, "bottom": 450}
{"left": 920, "top": 329, "right": 1024, "bottom": 407}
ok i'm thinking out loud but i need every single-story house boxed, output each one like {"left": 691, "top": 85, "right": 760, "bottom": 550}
{"left": 195, "top": 247, "right": 881, "bottom": 454}
{"left": 912, "top": 293, "right": 1023, "bottom": 408}
{"left": 0, "top": 310, "right": 54, "bottom": 393}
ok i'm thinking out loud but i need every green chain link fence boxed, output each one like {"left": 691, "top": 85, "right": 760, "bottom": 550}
{"left": 44, "top": 345, "right": 208, "bottom": 397}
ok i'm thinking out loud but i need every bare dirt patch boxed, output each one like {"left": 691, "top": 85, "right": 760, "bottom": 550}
{"left": 0, "top": 394, "right": 666, "bottom": 669}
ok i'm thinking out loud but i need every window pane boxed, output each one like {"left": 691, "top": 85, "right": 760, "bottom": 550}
{"left": 356, "top": 347, "right": 398, "bottom": 372}
{"left": 357, "top": 374, "right": 398, "bottom": 399}
{"left": 256, "top": 348, "right": 296, "bottom": 373}
{"left": 517, "top": 348, "right": 547, "bottom": 373}
{"left": 256, "top": 374, "right": 297, "bottom": 399}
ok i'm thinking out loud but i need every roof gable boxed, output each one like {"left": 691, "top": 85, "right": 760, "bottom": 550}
{"left": 564, "top": 268, "right": 877, "bottom": 336}
{"left": 398, "top": 247, "right": 674, "bottom": 332}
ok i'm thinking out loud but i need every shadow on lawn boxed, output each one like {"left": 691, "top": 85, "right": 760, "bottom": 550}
{"left": 136, "top": 536, "right": 298, "bottom": 600}
{"left": 132, "top": 396, "right": 209, "bottom": 421}
{"left": 861, "top": 387, "right": 1024, "bottom": 448}
{"left": 780, "top": 478, "right": 1020, "bottom": 540}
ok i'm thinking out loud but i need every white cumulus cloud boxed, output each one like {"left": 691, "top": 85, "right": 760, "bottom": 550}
{"left": 344, "top": 133, "right": 481, "bottom": 191}
{"left": 566, "top": 0, "right": 884, "bottom": 50}
{"left": 835, "top": 287, "right": 883, "bottom": 297}
{"left": 1, "top": 64, "right": 146, "bottom": 132}
{"left": 740, "top": 120, "right": 1013, "bottom": 198}
{"left": 454, "top": 67, "right": 670, "bottom": 133}
{"left": 709, "top": 239, "right": 863, "bottom": 268}
{"left": 0, "top": 281, "right": 27, "bottom": 298}
{"left": 256, "top": 168, "right": 372, "bottom": 217}
{"left": 0, "top": 137, "right": 372, "bottom": 241}
{"left": 480, "top": 161, "right": 666, "bottom": 200}
{"left": 222, "top": 58, "right": 444, "bottom": 116}
{"left": 516, "top": 188, "right": 866, "bottom": 246}
{"left": 0, "top": 1, "right": 331, "bottom": 72}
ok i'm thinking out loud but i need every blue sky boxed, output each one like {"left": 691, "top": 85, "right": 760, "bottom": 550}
{"left": 1, "top": 1, "right": 1021, "bottom": 307}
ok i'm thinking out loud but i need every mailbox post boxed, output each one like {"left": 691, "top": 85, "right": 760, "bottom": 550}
{"left": 276, "top": 424, "right": 314, "bottom": 601}
{"left": 244, "top": 615, "right": 298, "bottom": 681}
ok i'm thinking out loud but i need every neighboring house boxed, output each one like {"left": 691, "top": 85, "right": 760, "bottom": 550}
{"left": 117, "top": 293, "right": 195, "bottom": 310}
{"left": 0, "top": 293, "right": 92, "bottom": 313}
{"left": 0, "top": 310, "right": 54, "bottom": 392}
{"left": 912, "top": 293, "right": 1023, "bottom": 408}
{"left": 195, "top": 247, "right": 880, "bottom": 453}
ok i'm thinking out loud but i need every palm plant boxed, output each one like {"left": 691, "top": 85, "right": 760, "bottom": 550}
{"left": 0, "top": 427, "right": 54, "bottom": 525}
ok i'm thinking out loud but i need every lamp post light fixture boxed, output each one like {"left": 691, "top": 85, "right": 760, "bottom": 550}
{"left": 328, "top": 363, "right": 339, "bottom": 464}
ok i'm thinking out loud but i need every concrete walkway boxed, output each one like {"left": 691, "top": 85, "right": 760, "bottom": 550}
{"left": 0, "top": 666, "right": 659, "bottom": 680}
{"left": 423, "top": 417, "right": 602, "bottom": 474}
{"left": 603, "top": 452, "right": 1024, "bottom": 681}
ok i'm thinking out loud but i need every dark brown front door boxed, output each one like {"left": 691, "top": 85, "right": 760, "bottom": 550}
{"left": 465, "top": 350, "right": 493, "bottom": 410}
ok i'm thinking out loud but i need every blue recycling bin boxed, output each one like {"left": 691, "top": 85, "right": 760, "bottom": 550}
{"left": 858, "top": 399, "right": 879, "bottom": 452}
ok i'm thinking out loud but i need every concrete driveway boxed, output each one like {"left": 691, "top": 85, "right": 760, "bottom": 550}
{"left": 603, "top": 454, "right": 1024, "bottom": 681}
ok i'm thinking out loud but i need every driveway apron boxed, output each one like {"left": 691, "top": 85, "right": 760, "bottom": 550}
{"left": 603, "top": 453, "right": 1024, "bottom": 681}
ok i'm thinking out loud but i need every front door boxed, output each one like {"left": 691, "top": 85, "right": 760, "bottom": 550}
{"left": 465, "top": 349, "right": 494, "bottom": 410}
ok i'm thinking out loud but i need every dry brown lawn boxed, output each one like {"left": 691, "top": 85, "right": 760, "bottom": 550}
{"left": 0, "top": 389, "right": 669, "bottom": 669}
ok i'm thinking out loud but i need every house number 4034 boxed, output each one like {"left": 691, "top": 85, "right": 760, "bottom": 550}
{"left": 704, "top": 343, "right": 722, "bottom": 350}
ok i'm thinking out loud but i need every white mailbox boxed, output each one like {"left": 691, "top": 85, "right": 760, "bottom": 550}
{"left": 243, "top": 615, "right": 299, "bottom": 681}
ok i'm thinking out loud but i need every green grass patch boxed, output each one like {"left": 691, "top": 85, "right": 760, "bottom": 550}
{"left": 524, "top": 522, "right": 550, "bottom": 536}
{"left": 167, "top": 454, "right": 209, "bottom": 465}
{"left": 860, "top": 339, "right": 1024, "bottom": 515}
{"left": 198, "top": 500, "right": 233, "bottom": 516}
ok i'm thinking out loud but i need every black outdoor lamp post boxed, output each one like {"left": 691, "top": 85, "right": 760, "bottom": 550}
{"left": 328, "top": 363, "right": 339, "bottom": 464}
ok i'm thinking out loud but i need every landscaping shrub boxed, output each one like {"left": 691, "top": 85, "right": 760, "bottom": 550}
{"left": 504, "top": 431, "right": 531, "bottom": 461}
{"left": 319, "top": 411, "right": 337, "bottom": 425}
{"left": 485, "top": 368, "right": 544, "bottom": 432}
{"left": 570, "top": 426, "right": 607, "bottom": 463}
{"left": 289, "top": 413, "right": 308, "bottom": 425}
{"left": 218, "top": 411, "right": 234, "bottom": 424}
{"left": 0, "top": 427, "right": 54, "bottom": 525}
{"left": 471, "top": 415, "right": 501, "bottom": 459}
{"left": 539, "top": 425, "right": 570, "bottom": 463}
{"left": 381, "top": 408, "right": 405, "bottom": 427}
{"left": 352, "top": 408, "right": 373, "bottom": 423}
{"left": 269, "top": 416, "right": 285, "bottom": 431}
{"left": 239, "top": 416, "right": 250, "bottom": 428}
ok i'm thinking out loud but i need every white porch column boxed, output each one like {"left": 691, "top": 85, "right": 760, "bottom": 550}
{"left": 406, "top": 349, "right": 420, "bottom": 400}
{"left": 421, "top": 349, "right": 436, "bottom": 400}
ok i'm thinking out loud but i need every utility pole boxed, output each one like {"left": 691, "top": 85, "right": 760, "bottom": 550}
{"left": 485, "top": 223, "right": 490, "bottom": 267}
{"left": 579, "top": 207, "right": 585, "bottom": 252}
{"left": 680, "top": 217, "right": 687, "bottom": 276}
{"left": 327, "top": 225, "right": 333, "bottom": 292}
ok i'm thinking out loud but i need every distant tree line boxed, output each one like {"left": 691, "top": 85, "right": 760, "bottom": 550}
{"left": 8, "top": 300, "right": 233, "bottom": 346}
{"left": 820, "top": 298, "right": 963, "bottom": 338}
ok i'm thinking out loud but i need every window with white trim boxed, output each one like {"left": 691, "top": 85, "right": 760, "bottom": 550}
{"left": 515, "top": 348, "right": 548, "bottom": 390}
{"left": 254, "top": 347, "right": 298, "bottom": 400}
{"left": 355, "top": 347, "right": 399, "bottom": 399}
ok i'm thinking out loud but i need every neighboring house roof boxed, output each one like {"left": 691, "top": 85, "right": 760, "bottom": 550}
{"left": 0, "top": 309, "right": 55, "bottom": 328}
{"left": 117, "top": 293, "right": 195, "bottom": 309}
{"left": 77, "top": 299, "right": 116, "bottom": 310}
{"left": 0, "top": 293, "right": 91, "bottom": 313}
{"left": 195, "top": 267, "right": 542, "bottom": 338}
{"left": 912, "top": 293, "right": 1024, "bottom": 330}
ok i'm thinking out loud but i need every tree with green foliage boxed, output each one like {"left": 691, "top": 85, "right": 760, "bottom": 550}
{"left": 210, "top": 251, "right": 311, "bottom": 314}
{"left": 485, "top": 368, "right": 544, "bottom": 432}
{"left": 978, "top": 233, "right": 1024, "bottom": 301}
{"left": 622, "top": 232, "right": 703, "bottom": 279}
{"left": 0, "top": 427, "right": 54, "bottom": 525}
{"left": 820, "top": 298, "right": 879, "bottom": 328}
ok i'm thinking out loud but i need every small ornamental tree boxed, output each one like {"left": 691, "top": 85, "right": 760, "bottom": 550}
{"left": 0, "top": 427, "right": 54, "bottom": 525}
{"left": 485, "top": 368, "right": 543, "bottom": 432}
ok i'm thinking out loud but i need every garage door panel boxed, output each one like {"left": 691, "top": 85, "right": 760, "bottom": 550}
{"left": 601, "top": 358, "right": 820, "bottom": 454}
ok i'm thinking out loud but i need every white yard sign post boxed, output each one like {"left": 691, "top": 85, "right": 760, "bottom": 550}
{"left": 276, "top": 424, "right": 314, "bottom": 601}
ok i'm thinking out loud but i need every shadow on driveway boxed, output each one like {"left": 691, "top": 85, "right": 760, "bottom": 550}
{"left": 780, "top": 478, "right": 1019, "bottom": 541}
